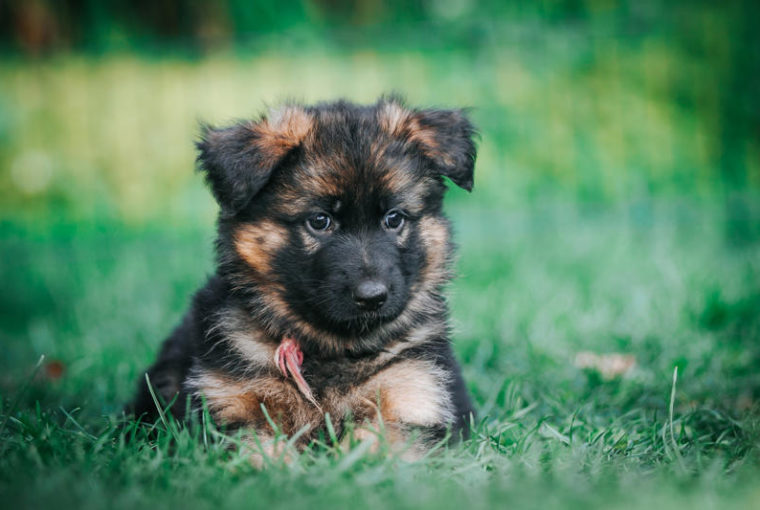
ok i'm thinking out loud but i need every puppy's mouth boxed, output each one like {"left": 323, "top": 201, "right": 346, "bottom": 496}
{"left": 323, "top": 306, "right": 403, "bottom": 336}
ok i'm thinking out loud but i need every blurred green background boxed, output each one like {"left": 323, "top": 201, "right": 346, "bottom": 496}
{"left": 1, "top": 0, "right": 759, "bottom": 222}
{"left": 1, "top": 1, "right": 760, "bottom": 509}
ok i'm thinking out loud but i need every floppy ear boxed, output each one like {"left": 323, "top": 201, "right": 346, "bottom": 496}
{"left": 379, "top": 99, "right": 477, "bottom": 191}
{"left": 197, "top": 106, "right": 312, "bottom": 214}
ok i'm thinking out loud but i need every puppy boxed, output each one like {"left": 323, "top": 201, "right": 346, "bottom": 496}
{"left": 130, "top": 97, "right": 476, "bottom": 460}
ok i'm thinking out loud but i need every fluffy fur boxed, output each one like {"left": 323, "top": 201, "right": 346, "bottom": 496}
{"left": 129, "top": 96, "right": 477, "bottom": 459}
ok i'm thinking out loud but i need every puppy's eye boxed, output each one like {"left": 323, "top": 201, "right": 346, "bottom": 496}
{"left": 383, "top": 210, "right": 405, "bottom": 231}
{"left": 307, "top": 213, "right": 332, "bottom": 233}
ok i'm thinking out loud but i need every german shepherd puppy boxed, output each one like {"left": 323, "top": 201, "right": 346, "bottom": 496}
{"left": 130, "top": 97, "right": 476, "bottom": 460}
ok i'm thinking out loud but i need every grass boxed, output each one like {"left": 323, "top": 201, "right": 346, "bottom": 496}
{"left": 1, "top": 196, "right": 759, "bottom": 509}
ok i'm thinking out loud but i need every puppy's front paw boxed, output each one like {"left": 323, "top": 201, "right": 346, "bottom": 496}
{"left": 241, "top": 435, "right": 298, "bottom": 469}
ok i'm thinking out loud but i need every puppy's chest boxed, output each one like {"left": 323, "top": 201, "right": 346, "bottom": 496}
{"left": 302, "top": 355, "right": 394, "bottom": 394}
{"left": 193, "top": 352, "right": 453, "bottom": 436}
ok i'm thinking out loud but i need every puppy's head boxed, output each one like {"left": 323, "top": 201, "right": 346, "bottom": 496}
{"left": 198, "top": 97, "right": 476, "bottom": 353}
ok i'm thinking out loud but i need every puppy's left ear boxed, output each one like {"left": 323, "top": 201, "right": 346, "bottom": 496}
{"left": 408, "top": 108, "right": 477, "bottom": 191}
{"left": 380, "top": 100, "right": 477, "bottom": 191}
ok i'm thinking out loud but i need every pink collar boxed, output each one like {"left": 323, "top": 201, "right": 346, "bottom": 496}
{"left": 274, "top": 336, "right": 321, "bottom": 409}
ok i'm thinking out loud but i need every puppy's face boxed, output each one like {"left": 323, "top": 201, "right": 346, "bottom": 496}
{"left": 198, "top": 98, "right": 476, "bottom": 352}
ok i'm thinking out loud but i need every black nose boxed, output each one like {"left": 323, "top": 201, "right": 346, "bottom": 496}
{"left": 353, "top": 280, "right": 388, "bottom": 311}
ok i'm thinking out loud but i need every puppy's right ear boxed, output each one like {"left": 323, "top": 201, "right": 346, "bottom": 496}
{"left": 197, "top": 106, "right": 312, "bottom": 215}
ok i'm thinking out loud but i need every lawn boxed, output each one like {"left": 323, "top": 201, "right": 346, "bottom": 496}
{"left": 1, "top": 197, "right": 759, "bottom": 509}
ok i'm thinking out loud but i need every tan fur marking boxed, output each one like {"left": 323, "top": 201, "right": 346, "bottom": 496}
{"left": 189, "top": 371, "right": 317, "bottom": 434}
{"left": 298, "top": 229, "right": 321, "bottom": 255}
{"left": 193, "top": 372, "right": 261, "bottom": 424}
{"left": 401, "top": 178, "right": 433, "bottom": 214}
{"left": 268, "top": 106, "right": 312, "bottom": 136}
{"left": 251, "top": 106, "right": 313, "bottom": 169}
{"left": 397, "top": 224, "right": 411, "bottom": 246}
{"left": 379, "top": 101, "right": 453, "bottom": 166}
{"left": 378, "top": 101, "right": 451, "bottom": 165}
{"left": 273, "top": 190, "right": 311, "bottom": 217}
{"left": 407, "top": 115, "right": 456, "bottom": 167}
{"left": 379, "top": 168, "right": 432, "bottom": 217}
{"left": 380, "top": 166, "right": 416, "bottom": 194}
{"left": 228, "top": 330, "right": 276, "bottom": 369}
{"left": 405, "top": 321, "right": 447, "bottom": 347}
{"left": 406, "top": 116, "right": 439, "bottom": 151}
{"left": 298, "top": 169, "right": 345, "bottom": 198}
{"left": 378, "top": 101, "right": 410, "bottom": 136}
{"left": 364, "top": 360, "right": 453, "bottom": 427}
{"left": 204, "top": 309, "right": 275, "bottom": 371}
{"left": 336, "top": 359, "right": 453, "bottom": 460}
{"left": 234, "top": 221, "right": 288, "bottom": 276}
{"left": 273, "top": 170, "right": 344, "bottom": 217}
{"left": 418, "top": 215, "right": 449, "bottom": 285}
